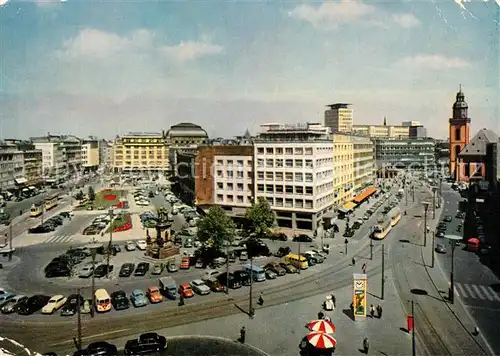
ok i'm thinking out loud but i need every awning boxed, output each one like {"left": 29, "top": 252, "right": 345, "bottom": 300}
{"left": 339, "top": 201, "right": 357, "bottom": 213}
{"left": 15, "top": 178, "right": 27, "bottom": 185}
{"left": 353, "top": 187, "right": 378, "bottom": 203}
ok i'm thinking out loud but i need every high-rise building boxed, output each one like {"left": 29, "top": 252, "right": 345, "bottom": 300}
{"left": 325, "top": 104, "right": 353, "bottom": 133}
{"left": 112, "top": 132, "right": 170, "bottom": 173}
{"left": 81, "top": 138, "right": 100, "bottom": 171}
{"left": 253, "top": 122, "right": 335, "bottom": 231}
{"left": 0, "top": 143, "right": 27, "bottom": 194}
{"left": 31, "top": 136, "right": 66, "bottom": 183}
{"left": 448, "top": 86, "right": 471, "bottom": 179}
{"left": 374, "top": 138, "right": 435, "bottom": 169}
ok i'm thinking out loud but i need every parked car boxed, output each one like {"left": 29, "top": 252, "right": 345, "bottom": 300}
{"left": 167, "top": 260, "right": 178, "bottom": 272}
{"left": 17, "top": 295, "right": 51, "bottom": 315}
{"left": 45, "top": 262, "right": 71, "bottom": 278}
{"left": 180, "top": 257, "right": 190, "bottom": 270}
{"left": 265, "top": 270, "right": 277, "bottom": 280}
{"left": 136, "top": 240, "right": 147, "bottom": 250}
{"left": 191, "top": 279, "right": 211, "bottom": 295}
{"left": 119, "top": 263, "right": 135, "bottom": 277}
{"left": 111, "top": 291, "right": 130, "bottom": 310}
{"left": 279, "top": 262, "right": 298, "bottom": 274}
{"left": 60, "top": 294, "right": 84, "bottom": 316}
{"left": 1, "top": 295, "right": 28, "bottom": 314}
{"left": 147, "top": 286, "right": 164, "bottom": 303}
{"left": 124, "top": 333, "right": 167, "bottom": 355}
{"left": 78, "top": 263, "right": 94, "bottom": 278}
{"left": 293, "top": 234, "right": 312, "bottom": 242}
{"left": 125, "top": 241, "right": 136, "bottom": 251}
{"left": 264, "top": 262, "right": 286, "bottom": 276}
{"left": 42, "top": 295, "right": 67, "bottom": 314}
{"left": 0, "top": 292, "right": 16, "bottom": 307}
{"left": 274, "top": 246, "right": 291, "bottom": 258}
{"left": 74, "top": 341, "right": 118, "bottom": 356}
{"left": 203, "top": 277, "right": 225, "bottom": 292}
{"left": 217, "top": 272, "right": 241, "bottom": 289}
{"left": 151, "top": 263, "right": 164, "bottom": 275}
{"left": 130, "top": 289, "right": 148, "bottom": 307}
{"left": 134, "top": 262, "right": 150, "bottom": 276}
{"left": 233, "top": 270, "right": 251, "bottom": 286}
{"left": 239, "top": 251, "right": 248, "bottom": 261}
{"left": 444, "top": 215, "right": 452, "bottom": 222}
{"left": 195, "top": 259, "right": 204, "bottom": 268}
{"left": 178, "top": 283, "right": 194, "bottom": 298}
{"left": 94, "top": 264, "right": 114, "bottom": 278}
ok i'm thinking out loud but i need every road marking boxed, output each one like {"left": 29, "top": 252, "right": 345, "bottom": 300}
{"left": 456, "top": 283, "right": 466, "bottom": 297}
{"left": 463, "top": 284, "right": 477, "bottom": 298}
{"left": 50, "top": 328, "right": 131, "bottom": 346}
{"left": 488, "top": 287, "right": 500, "bottom": 302}
{"left": 479, "top": 286, "right": 495, "bottom": 301}
{"left": 472, "top": 284, "right": 486, "bottom": 300}
{"left": 43, "top": 234, "right": 73, "bottom": 244}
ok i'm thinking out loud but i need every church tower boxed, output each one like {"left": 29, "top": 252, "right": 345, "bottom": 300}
{"left": 449, "top": 85, "right": 471, "bottom": 178}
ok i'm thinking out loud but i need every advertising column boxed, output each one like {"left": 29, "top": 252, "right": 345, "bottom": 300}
{"left": 353, "top": 273, "right": 367, "bottom": 319}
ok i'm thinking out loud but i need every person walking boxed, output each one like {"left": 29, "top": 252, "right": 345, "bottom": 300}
{"left": 179, "top": 294, "right": 185, "bottom": 307}
{"left": 352, "top": 257, "right": 356, "bottom": 266}
{"left": 369, "top": 304, "right": 375, "bottom": 318}
{"left": 376, "top": 305, "right": 382, "bottom": 319}
{"left": 318, "top": 310, "right": 325, "bottom": 319}
{"left": 239, "top": 327, "right": 246, "bottom": 343}
{"left": 363, "top": 337, "right": 369, "bottom": 354}
{"left": 362, "top": 263, "right": 367, "bottom": 274}
{"left": 258, "top": 292, "right": 264, "bottom": 306}
{"left": 331, "top": 294, "right": 336, "bottom": 308}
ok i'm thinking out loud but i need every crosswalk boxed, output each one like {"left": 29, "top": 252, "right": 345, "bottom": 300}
{"left": 455, "top": 283, "right": 500, "bottom": 302}
{"left": 42, "top": 234, "right": 74, "bottom": 244}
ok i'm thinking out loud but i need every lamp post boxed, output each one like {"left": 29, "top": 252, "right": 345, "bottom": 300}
{"left": 431, "top": 231, "right": 436, "bottom": 268}
{"left": 369, "top": 228, "right": 374, "bottom": 260}
{"left": 106, "top": 207, "right": 114, "bottom": 279}
{"left": 8, "top": 222, "right": 12, "bottom": 261}
{"left": 444, "top": 234, "right": 462, "bottom": 304}
{"left": 411, "top": 299, "right": 416, "bottom": 356}
{"left": 249, "top": 256, "right": 254, "bottom": 318}
{"left": 422, "top": 202, "right": 430, "bottom": 247}
{"left": 381, "top": 243, "right": 385, "bottom": 300}
{"left": 344, "top": 238, "right": 348, "bottom": 255}
{"left": 86, "top": 241, "right": 102, "bottom": 318}
{"left": 432, "top": 188, "right": 437, "bottom": 219}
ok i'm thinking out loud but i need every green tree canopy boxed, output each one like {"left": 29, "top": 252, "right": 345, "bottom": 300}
{"left": 88, "top": 186, "right": 96, "bottom": 201}
{"left": 197, "top": 206, "right": 236, "bottom": 250}
{"left": 245, "top": 197, "right": 275, "bottom": 239}
{"left": 75, "top": 190, "right": 85, "bottom": 201}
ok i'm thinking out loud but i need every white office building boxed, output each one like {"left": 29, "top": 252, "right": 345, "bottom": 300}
{"left": 254, "top": 123, "right": 334, "bottom": 231}
{"left": 32, "top": 141, "right": 66, "bottom": 181}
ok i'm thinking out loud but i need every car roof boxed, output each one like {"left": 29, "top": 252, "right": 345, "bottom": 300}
{"left": 192, "top": 279, "right": 203, "bottom": 284}
{"left": 180, "top": 283, "right": 190, "bottom": 288}
{"left": 148, "top": 286, "right": 159, "bottom": 291}
{"left": 182, "top": 257, "right": 190, "bottom": 261}
{"left": 50, "top": 295, "right": 64, "bottom": 299}
{"left": 132, "top": 289, "right": 144, "bottom": 294}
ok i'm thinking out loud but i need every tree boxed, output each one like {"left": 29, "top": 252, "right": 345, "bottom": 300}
{"left": 245, "top": 197, "right": 275, "bottom": 240}
{"left": 197, "top": 205, "right": 236, "bottom": 251}
{"left": 75, "top": 190, "right": 85, "bottom": 201}
{"left": 88, "top": 186, "right": 96, "bottom": 201}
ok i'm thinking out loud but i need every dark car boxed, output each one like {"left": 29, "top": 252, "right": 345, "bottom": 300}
{"left": 269, "top": 232, "right": 288, "bottom": 241}
{"left": 61, "top": 294, "right": 84, "bottom": 316}
{"left": 274, "top": 246, "right": 291, "bottom": 258}
{"left": 293, "top": 234, "right": 312, "bottom": 242}
{"left": 111, "top": 291, "right": 130, "bottom": 310}
{"left": 119, "top": 263, "right": 135, "bottom": 277}
{"left": 17, "top": 295, "right": 51, "bottom": 315}
{"left": 45, "top": 263, "right": 71, "bottom": 278}
{"left": 301, "top": 254, "right": 316, "bottom": 266}
{"left": 73, "top": 341, "right": 118, "bottom": 356}
{"left": 28, "top": 224, "right": 53, "bottom": 234}
{"left": 233, "top": 270, "right": 251, "bottom": 286}
{"left": 217, "top": 272, "right": 241, "bottom": 289}
{"left": 124, "top": 333, "right": 167, "bottom": 355}
{"left": 48, "top": 216, "right": 64, "bottom": 226}
{"left": 134, "top": 262, "right": 150, "bottom": 276}
{"left": 94, "top": 264, "right": 114, "bottom": 278}
{"left": 343, "top": 229, "right": 355, "bottom": 238}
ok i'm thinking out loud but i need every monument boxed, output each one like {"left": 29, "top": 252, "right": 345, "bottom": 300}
{"left": 145, "top": 207, "right": 180, "bottom": 259}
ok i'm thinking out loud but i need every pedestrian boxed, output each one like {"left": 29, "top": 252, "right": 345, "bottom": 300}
{"left": 376, "top": 305, "right": 382, "bottom": 319}
{"left": 473, "top": 326, "right": 480, "bottom": 336}
{"left": 331, "top": 294, "right": 336, "bottom": 308}
{"left": 369, "top": 304, "right": 375, "bottom": 318}
{"left": 239, "top": 327, "right": 246, "bottom": 343}
{"left": 363, "top": 337, "right": 369, "bottom": 354}
{"left": 352, "top": 257, "right": 356, "bottom": 266}
{"left": 362, "top": 263, "right": 367, "bottom": 274}
{"left": 318, "top": 310, "right": 325, "bottom": 319}
{"left": 350, "top": 302, "right": 354, "bottom": 313}
{"left": 258, "top": 292, "right": 264, "bottom": 306}
{"left": 178, "top": 294, "right": 185, "bottom": 307}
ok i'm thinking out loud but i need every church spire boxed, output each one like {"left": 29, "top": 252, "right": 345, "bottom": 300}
{"left": 383, "top": 116, "right": 387, "bottom": 126}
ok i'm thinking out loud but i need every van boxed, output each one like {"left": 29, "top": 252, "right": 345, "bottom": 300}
{"left": 284, "top": 254, "right": 308, "bottom": 270}
{"left": 159, "top": 277, "right": 178, "bottom": 300}
{"left": 94, "top": 289, "right": 111, "bottom": 313}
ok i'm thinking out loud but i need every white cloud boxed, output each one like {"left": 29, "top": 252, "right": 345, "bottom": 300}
{"left": 0, "top": 0, "right": 9, "bottom": 7}
{"left": 57, "top": 28, "right": 223, "bottom": 62}
{"left": 397, "top": 54, "right": 472, "bottom": 70}
{"left": 392, "top": 13, "right": 420, "bottom": 28}
{"left": 289, "top": 1, "right": 420, "bottom": 29}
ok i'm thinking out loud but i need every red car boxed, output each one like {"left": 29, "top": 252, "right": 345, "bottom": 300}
{"left": 178, "top": 283, "right": 194, "bottom": 298}
{"left": 180, "top": 257, "right": 190, "bottom": 270}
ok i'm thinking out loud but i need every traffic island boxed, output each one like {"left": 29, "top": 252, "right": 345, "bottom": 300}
{"left": 107, "top": 213, "right": 133, "bottom": 233}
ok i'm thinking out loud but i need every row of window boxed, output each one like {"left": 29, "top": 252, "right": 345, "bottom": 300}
{"left": 258, "top": 184, "right": 314, "bottom": 195}
{"left": 257, "top": 171, "right": 314, "bottom": 182}
{"left": 216, "top": 182, "right": 252, "bottom": 192}
{"left": 257, "top": 158, "right": 314, "bottom": 169}
{"left": 216, "top": 159, "right": 253, "bottom": 167}
{"left": 263, "top": 197, "right": 314, "bottom": 209}
{"left": 257, "top": 147, "right": 315, "bottom": 155}
{"left": 216, "top": 194, "right": 251, "bottom": 204}
{"left": 216, "top": 170, "right": 252, "bottom": 179}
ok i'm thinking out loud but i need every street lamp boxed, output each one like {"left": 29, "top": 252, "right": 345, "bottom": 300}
{"left": 106, "top": 207, "right": 114, "bottom": 279}
{"left": 422, "top": 202, "right": 430, "bottom": 247}
{"left": 444, "top": 234, "right": 462, "bottom": 304}
{"left": 86, "top": 241, "right": 103, "bottom": 318}
{"left": 369, "top": 228, "right": 374, "bottom": 260}
{"left": 432, "top": 187, "right": 437, "bottom": 219}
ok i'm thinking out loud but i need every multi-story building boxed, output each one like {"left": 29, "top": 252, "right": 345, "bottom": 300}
{"left": 401, "top": 121, "right": 422, "bottom": 127}
{"left": 253, "top": 123, "right": 334, "bottom": 231}
{"left": 59, "top": 135, "right": 82, "bottom": 174}
{"left": 351, "top": 135, "right": 375, "bottom": 192}
{"left": 81, "top": 138, "right": 100, "bottom": 171}
{"left": 434, "top": 139, "right": 450, "bottom": 170}
{"left": 175, "top": 150, "right": 197, "bottom": 205}
{"left": 324, "top": 103, "right": 353, "bottom": 133}
{"left": 0, "top": 143, "right": 25, "bottom": 195}
{"left": 99, "top": 139, "right": 112, "bottom": 168}
{"left": 194, "top": 145, "right": 253, "bottom": 221}
{"left": 332, "top": 134, "right": 354, "bottom": 208}
{"left": 31, "top": 136, "right": 66, "bottom": 182}
{"left": 166, "top": 122, "right": 209, "bottom": 175}
{"left": 112, "top": 132, "right": 170, "bottom": 173}
{"left": 352, "top": 118, "right": 411, "bottom": 139}
{"left": 374, "top": 138, "right": 435, "bottom": 169}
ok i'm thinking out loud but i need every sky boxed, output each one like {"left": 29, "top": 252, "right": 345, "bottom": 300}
{"left": 0, "top": 0, "right": 498, "bottom": 140}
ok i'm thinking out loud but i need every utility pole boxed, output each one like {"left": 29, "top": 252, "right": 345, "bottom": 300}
{"left": 369, "top": 234, "right": 373, "bottom": 260}
{"left": 411, "top": 300, "right": 416, "bottom": 356}
{"left": 432, "top": 188, "right": 437, "bottom": 219}
{"left": 41, "top": 205, "right": 45, "bottom": 224}
{"left": 225, "top": 242, "right": 230, "bottom": 295}
{"left": 381, "top": 244, "right": 385, "bottom": 300}
{"left": 298, "top": 239, "right": 301, "bottom": 275}
{"left": 344, "top": 238, "right": 348, "bottom": 255}
{"left": 406, "top": 187, "right": 408, "bottom": 206}
{"left": 76, "top": 288, "right": 82, "bottom": 350}
{"left": 249, "top": 256, "right": 254, "bottom": 318}
{"left": 431, "top": 232, "right": 435, "bottom": 268}
{"left": 449, "top": 240, "right": 456, "bottom": 304}
{"left": 8, "top": 223, "right": 12, "bottom": 261}
{"left": 106, "top": 208, "right": 114, "bottom": 279}
{"left": 412, "top": 185, "right": 415, "bottom": 201}
{"left": 423, "top": 202, "right": 429, "bottom": 247}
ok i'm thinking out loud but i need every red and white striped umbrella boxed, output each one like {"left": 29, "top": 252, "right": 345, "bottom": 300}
{"left": 307, "top": 331, "right": 337, "bottom": 349}
{"left": 307, "top": 320, "right": 337, "bottom": 334}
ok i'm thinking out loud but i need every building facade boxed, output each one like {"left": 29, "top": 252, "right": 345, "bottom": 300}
{"left": 449, "top": 87, "right": 471, "bottom": 179}
{"left": 351, "top": 135, "right": 375, "bottom": 192}
{"left": 332, "top": 134, "right": 354, "bottom": 208}
{"left": 166, "top": 122, "right": 209, "bottom": 175}
{"left": 81, "top": 138, "right": 100, "bottom": 171}
{"left": 31, "top": 137, "right": 66, "bottom": 182}
{"left": 99, "top": 139, "right": 112, "bottom": 168}
{"left": 374, "top": 138, "right": 435, "bottom": 169}
{"left": 325, "top": 104, "right": 353, "bottom": 132}
{"left": 254, "top": 123, "right": 334, "bottom": 231}
{"left": 0, "top": 143, "right": 25, "bottom": 194}
{"left": 434, "top": 139, "right": 450, "bottom": 170}
{"left": 60, "top": 135, "right": 82, "bottom": 174}
{"left": 456, "top": 129, "right": 498, "bottom": 182}
{"left": 352, "top": 122, "right": 410, "bottom": 138}
{"left": 195, "top": 145, "right": 254, "bottom": 220}
{"left": 2, "top": 140, "right": 44, "bottom": 189}
{"left": 112, "top": 132, "right": 170, "bottom": 173}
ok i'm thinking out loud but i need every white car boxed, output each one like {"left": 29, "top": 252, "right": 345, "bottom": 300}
{"left": 136, "top": 240, "right": 147, "bottom": 250}
{"left": 204, "top": 269, "right": 220, "bottom": 279}
{"left": 78, "top": 263, "right": 94, "bottom": 278}
{"left": 42, "top": 295, "right": 67, "bottom": 314}
{"left": 125, "top": 241, "right": 136, "bottom": 251}
{"left": 190, "top": 279, "right": 211, "bottom": 295}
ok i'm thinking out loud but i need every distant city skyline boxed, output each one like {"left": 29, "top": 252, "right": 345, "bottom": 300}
{"left": 0, "top": 0, "right": 498, "bottom": 140}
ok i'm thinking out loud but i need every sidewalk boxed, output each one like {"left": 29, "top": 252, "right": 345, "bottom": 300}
{"left": 393, "top": 183, "right": 490, "bottom": 356}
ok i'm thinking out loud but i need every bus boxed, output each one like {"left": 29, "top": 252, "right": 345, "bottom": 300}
{"left": 243, "top": 264, "right": 266, "bottom": 282}
{"left": 284, "top": 254, "right": 308, "bottom": 270}
{"left": 372, "top": 217, "right": 392, "bottom": 240}
{"left": 388, "top": 207, "right": 401, "bottom": 227}
{"left": 94, "top": 289, "right": 112, "bottom": 313}
{"left": 30, "top": 201, "right": 44, "bottom": 217}
{"left": 44, "top": 194, "right": 59, "bottom": 211}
